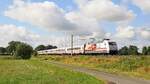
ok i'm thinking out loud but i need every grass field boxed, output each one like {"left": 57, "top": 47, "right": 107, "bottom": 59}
{"left": 0, "top": 56, "right": 104, "bottom": 84}
{"left": 41, "top": 55, "right": 150, "bottom": 80}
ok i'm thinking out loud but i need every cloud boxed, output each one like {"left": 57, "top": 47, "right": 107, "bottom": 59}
{"left": 66, "top": 12, "right": 105, "bottom": 37}
{"left": 114, "top": 26, "right": 136, "bottom": 39}
{"left": 110, "top": 26, "right": 150, "bottom": 49}
{"left": 3, "top": 0, "right": 149, "bottom": 48}
{"left": 3, "top": 0, "right": 107, "bottom": 47}
{"left": 67, "top": 0, "right": 136, "bottom": 39}
{"left": 0, "top": 24, "right": 40, "bottom": 47}
{"left": 4, "top": 0, "right": 135, "bottom": 36}
{"left": 114, "top": 26, "right": 150, "bottom": 40}
{"left": 5, "top": 0, "right": 105, "bottom": 39}
{"left": 138, "top": 27, "right": 150, "bottom": 40}
{"left": 132, "top": 0, "right": 150, "bottom": 13}
{"left": 5, "top": 0, "right": 75, "bottom": 31}
{"left": 0, "top": 24, "right": 71, "bottom": 48}
{"left": 75, "top": 0, "right": 135, "bottom": 22}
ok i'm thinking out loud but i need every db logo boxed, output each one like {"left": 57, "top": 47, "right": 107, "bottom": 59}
{"left": 87, "top": 44, "right": 96, "bottom": 50}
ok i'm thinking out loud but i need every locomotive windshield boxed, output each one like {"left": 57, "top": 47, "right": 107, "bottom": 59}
{"left": 109, "top": 42, "right": 117, "bottom": 45}
{"left": 109, "top": 42, "right": 117, "bottom": 50}
{"left": 109, "top": 42, "right": 118, "bottom": 54}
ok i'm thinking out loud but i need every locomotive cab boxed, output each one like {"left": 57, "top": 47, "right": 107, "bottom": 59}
{"left": 108, "top": 42, "right": 118, "bottom": 55}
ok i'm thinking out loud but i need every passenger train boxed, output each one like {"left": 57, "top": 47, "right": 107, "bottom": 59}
{"left": 38, "top": 39, "right": 118, "bottom": 55}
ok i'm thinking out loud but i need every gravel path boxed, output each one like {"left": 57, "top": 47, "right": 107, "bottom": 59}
{"left": 48, "top": 61, "right": 150, "bottom": 84}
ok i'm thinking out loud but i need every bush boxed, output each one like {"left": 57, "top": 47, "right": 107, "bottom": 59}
{"left": 148, "top": 46, "right": 150, "bottom": 55}
{"left": 128, "top": 45, "right": 138, "bottom": 55}
{"left": 119, "top": 46, "right": 129, "bottom": 55}
{"left": 142, "top": 46, "right": 148, "bottom": 55}
{"left": 119, "top": 45, "right": 139, "bottom": 55}
{"left": 0, "top": 47, "right": 6, "bottom": 54}
{"left": 15, "top": 43, "right": 33, "bottom": 59}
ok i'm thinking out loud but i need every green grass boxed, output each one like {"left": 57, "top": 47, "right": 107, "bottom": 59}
{"left": 42, "top": 55, "right": 150, "bottom": 80}
{"left": 0, "top": 56, "right": 104, "bottom": 84}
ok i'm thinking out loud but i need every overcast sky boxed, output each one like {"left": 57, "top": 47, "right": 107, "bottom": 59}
{"left": 0, "top": 0, "right": 150, "bottom": 48}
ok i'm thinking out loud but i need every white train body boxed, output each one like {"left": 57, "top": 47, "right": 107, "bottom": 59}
{"left": 38, "top": 39, "right": 118, "bottom": 55}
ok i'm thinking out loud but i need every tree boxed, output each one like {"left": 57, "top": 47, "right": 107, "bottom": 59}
{"left": 119, "top": 46, "right": 129, "bottom": 55}
{"left": 6, "top": 41, "right": 21, "bottom": 55}
{"left": 128, "top": 45, "right": 138, "bottom": 55}
{"left": 35, "top": 45, "right": 57, "bottom": 51}
{"left": 45, "top": 45, "right": 57, "bottom": 50}
{"left": 142, "top": 46, "right": 148, "bottom": 55}
{"left": 35, "top": 45, "right": 46, "bottom": 51}
{"left": 148, "top": 46, "right": 150, "bottom": 55}
{"left": 0, "top": 47, "right": 6, "bottom": 54}
{"left": 15, "top": 43, "right": 33, "bottom": 59}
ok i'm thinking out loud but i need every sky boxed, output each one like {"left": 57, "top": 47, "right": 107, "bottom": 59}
{"left": 0, "top": 0, "right": 150, "bottom": 49}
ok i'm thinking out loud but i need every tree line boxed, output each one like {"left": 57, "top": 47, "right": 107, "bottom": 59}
{"left": 119, "top": 45, "right": 150, "bottom": 55}
{"left": 0, "top": 41, "right": 149, "bottom": 59}
{"left": 0, "top": 41, "right": 57, "bottom": 59}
